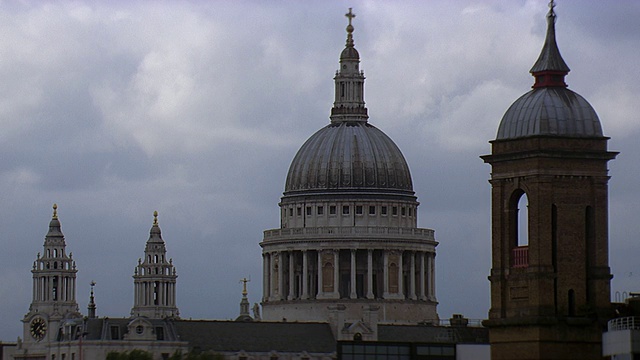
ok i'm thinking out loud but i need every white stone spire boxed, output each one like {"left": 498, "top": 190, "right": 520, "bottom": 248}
{"left": 131, "top": 211, "right": 179, "bottom": 319}
{"left": 28, "top": 204, "right": 80, "bottom": 318}
{"left": 330, "top": 8, "right": 368, "bottom": 123}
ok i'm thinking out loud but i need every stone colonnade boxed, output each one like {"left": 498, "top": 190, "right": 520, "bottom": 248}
{"left": 133, "top": 280, "right": 177, "bottom": 307}
{"left": 263, "top": 249, "right": 435, "bottom": 302}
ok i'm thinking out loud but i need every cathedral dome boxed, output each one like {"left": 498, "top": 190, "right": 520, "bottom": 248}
{"left": 496, "top": 87, "right": 603, "bottom": 139}
{"left": 284, "top": 121, "right": 413, "bottom": 195}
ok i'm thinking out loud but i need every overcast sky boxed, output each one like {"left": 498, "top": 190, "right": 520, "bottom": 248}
{"left": 1, "top": 0, "right": 639, "bottom": 340}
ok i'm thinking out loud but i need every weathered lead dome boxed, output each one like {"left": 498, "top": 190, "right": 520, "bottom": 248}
{"left": 284, "top": 9, "right": 413, "bottom": 197}
{"left": 496, "top": 2, "right": 603, "bottom": 140}
{"left": 496, "top": 87, "right": 602, "bottom": 139}
{"left": 284, "top": 122, "right": 413, "bottom": 195}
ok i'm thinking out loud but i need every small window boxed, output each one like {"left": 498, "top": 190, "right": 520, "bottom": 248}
{"left": 330, "top": 206, "right": 337, "bottom": 215}
{"left": 392, "top": 206, "right": 398, "bottom": 216}
{"left": 289, "top": 208, "right": 293, "bottom": 216}
{"left": 381, "top": 206, "right": 387, "bottom": 215}
{"left": 156, "top": 326, "right": 164, "bottom": 340}
{"left": 297, "top": 207, "right": 302, "bottom": 216}
{"left": 369, "top": 206, "right": 376, "bottom": 215}
{"left": 317, "top": 206, "right": 324, "bottom": 215}
{"left": 136, "top": 325, "right": 144, "bottom": 335}
{"left": 355, "top": 206, "right": 363, "bottom": 215}
{"left": 409, "top": 208, "right": 413, "bottom": 216}
{"left": 343, "top": 206, "right": 350, "bottom": 215}
{"left": 110, "top": 326, "right": 120, "bottom": 340}
{"left": 401, "top": 207, "right": 406, "bottom": 216}
{"left": 306, "top": 206, "right": 312, "bottom": 216}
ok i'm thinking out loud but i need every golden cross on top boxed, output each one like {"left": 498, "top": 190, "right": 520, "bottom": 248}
{"left": 240, "top": 277, "right": 250, "bottom": 295}
{"left": 549, "top": 0, "right": 555, "bottom": 10}
{"left": 345, "top": 8, "right": 355, "bottom": 26}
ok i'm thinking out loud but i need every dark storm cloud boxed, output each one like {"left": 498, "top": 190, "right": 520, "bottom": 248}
{"left": 0, "top": 1, "right": 639, "bottom": 340}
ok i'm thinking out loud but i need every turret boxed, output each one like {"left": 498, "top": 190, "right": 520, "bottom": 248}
{"left": 131, "top": 211, "right": 179, "bottom": 319}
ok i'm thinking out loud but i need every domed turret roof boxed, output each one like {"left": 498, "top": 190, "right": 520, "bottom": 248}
{"left": 497, "top": 87, "right": 602, "bottom": 139}
{"left": 496, "top": 1, "right": 604, "bottom": 140}
{"left": 284, "top": 9, "right": 413, "bottom": 197}
{"left": 285, "top": 122, "right": 413, "bottom": 195}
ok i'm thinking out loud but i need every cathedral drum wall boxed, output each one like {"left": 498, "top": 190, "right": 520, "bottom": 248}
{"left": 261, "top": 300, "right": 438, "bottom": 324}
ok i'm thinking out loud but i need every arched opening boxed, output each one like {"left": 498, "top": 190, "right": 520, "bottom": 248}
{"left": 517, "top": 194, "right": 529, "bottom": 246}
{"left": 53, "top": 276, "right": 59, "bottom": 301}
{"left": 509, "top": 190, "right": 529, "bottom": 268}
{"left": 568, "top": 289, "right": 576, "bottom": 316}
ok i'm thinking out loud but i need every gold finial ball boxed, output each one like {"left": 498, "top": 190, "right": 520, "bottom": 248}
{"left": 53, "top": 203, "right": 57, "bottom": 210}
{"left": 153, "top": 211, "right": 159, "bottom": 225}
{"left": 153, "top": 210, "right": 158, "bottom": 217}
{"left": 346, "top": 24, "right": 354, "bottom": 33}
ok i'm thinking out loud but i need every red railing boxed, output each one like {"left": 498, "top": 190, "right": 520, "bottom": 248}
{"left": 512, "top": 246, "right": 529, "bottom": 268}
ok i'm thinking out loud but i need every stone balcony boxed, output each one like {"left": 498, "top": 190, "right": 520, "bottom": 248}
{"left": 262, "top": 226, "right": 435, "bottom": 245}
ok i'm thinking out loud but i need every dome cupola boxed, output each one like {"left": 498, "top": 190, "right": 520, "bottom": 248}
{"left": 496, "top": 0, "right": 603, "bottom": 140}
{"left": 284, "top": 8, "right": 414, "bottom": 198}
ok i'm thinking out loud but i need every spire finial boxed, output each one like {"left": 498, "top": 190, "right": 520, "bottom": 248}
{"left": 240, "top": 277, "right": 250, "bottom": 296}
{"left": 52, "top": 203, "right": 58, "bottom": 220}
{"left": 345, "top": 8, "right": 355, "bottom": 47}
{"left": 153, "top": 211, "right": 158, "bottom": 225}
{"left": 529, "top": 0, "right": 569, "bottom": 87}
{"left": 547, "top": 0, "right": 556, "bottom": 23}
{"left": 346, "top": 8, "right": 355, "bottom": 27}
{"left": 88, "top": 280, "right": 97, "bottom": 318}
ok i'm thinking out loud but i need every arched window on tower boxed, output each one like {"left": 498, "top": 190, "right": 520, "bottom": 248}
{"left": 568, "top": 289, "right": 576, "bottom": 316}
{"left": 53, "top": 276, "right": 59, "bottom": 301}
{"left": 510, "top": 190, "right": 529, "bottom": 268}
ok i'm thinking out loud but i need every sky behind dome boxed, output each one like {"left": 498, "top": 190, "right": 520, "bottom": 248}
{"left": 1, "top": 0, "right": 639, "bottom": 340}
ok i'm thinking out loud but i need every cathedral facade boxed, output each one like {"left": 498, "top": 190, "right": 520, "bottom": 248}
{"left": 260, "top": 9, "right": 439, "bottom": 325}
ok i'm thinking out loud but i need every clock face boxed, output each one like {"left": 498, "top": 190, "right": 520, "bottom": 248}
{"left": 30, "top": 317, "right": 47, "bottom": 341}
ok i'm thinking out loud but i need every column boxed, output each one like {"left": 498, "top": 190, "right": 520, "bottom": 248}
{"left": 430, "top": 253, "right": 436, "bottom": 301}
{"left": 350, "top": 249, "right": 357, "bottom": 299}
{"left": 366, "top": 249, "right": 374, "bottom": 299}
{"left": 409, "top": 252, "right": 417, "bottom": 300}
{"left": 398, "top": 251, "right": 404, "bottom": 298}
{"left": 427, "top": 253, "right": 434, "bottom": 300}
{"left": 333, "top": 250, "right": 340, "bottom": 298}
{"left": 269, "top": 252, "right": 276, "bottom": 301}
{"left": 262, "top": 253, "right": 269, "bottom": 301}
{"left": 302, "top": 250, "right": 309, "bottom": 300}
{"left": 419, "top": 252, "right": 426, "bottom": 300}
{"left": 288, "top": 252, "right": 295, "bottom": 300}
{"left": 383, "top": 250, "right": 389, "bottom": 298}
{"left": 277, "top": 252, "right": 284, "bottom": 300}
{"left": 317, "top": 251, "right": 323, "bottom": 298}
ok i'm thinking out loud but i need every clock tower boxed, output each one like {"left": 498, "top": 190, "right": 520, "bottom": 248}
{"left": 23, "top": 204, "right": 81, "bottom": 348}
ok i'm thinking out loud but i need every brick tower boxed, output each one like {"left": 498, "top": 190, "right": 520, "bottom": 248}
{"left": 481, "top": 2, "right": 617, "bottom": 359}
